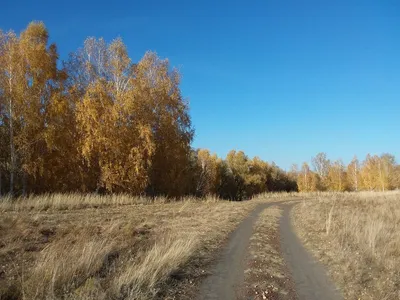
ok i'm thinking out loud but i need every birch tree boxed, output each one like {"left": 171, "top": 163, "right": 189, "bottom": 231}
{"left": 312, "top": 152, "right": 330, "bottom": 190}
{"left": 138, "top": 52, "right": 194, "bottom": 197}
{"left": 73, "top": 38, "right": 155, "bottom": 193}
{"left": 195, "top": 149, "right": 220, "bottom": 196}
{"left": 347, "top": 156, "right": 360, "bottom": 191}
{"left": 326, "top": 159, "right": 347, "bottom": 191}
{"left": 0, "top": 30, "right": 19, "bottom": 195}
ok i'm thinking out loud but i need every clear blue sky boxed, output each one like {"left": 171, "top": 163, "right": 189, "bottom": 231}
{"left": 2, "top": 0, "right": 399, "bottom": 169}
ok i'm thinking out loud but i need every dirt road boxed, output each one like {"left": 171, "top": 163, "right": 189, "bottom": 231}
{"left": 198, "top": 201, "right": 343, "bottom": 300}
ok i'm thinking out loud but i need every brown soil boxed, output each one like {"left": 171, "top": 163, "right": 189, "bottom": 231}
{"left": 281, "top": 203, "right": 342, "bottom": 300}
{"left": 197, "top": 203, "right": 275, "bottom": 300}
{"left": 198, "top": 201, "right": 342, "bottom": 300}
{"left": 244, "top": 205, "right": 297, "bottom": 300}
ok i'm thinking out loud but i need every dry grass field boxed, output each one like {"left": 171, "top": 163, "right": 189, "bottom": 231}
{"left": 0, "top": 194, "right": 262, "bottom": 300}
{"left": 292, "top": 191, "right": 400, "bottom": 300}
{"left": 2, "top": 191, "right": 397, "bottom": 300}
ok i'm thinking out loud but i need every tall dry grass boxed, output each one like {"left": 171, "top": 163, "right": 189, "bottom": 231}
{"left": 0, "top": 193, "right": 229, "bottom": 212}
{"left": 292, "top": 191, "right": 400, "bottom": 300}
{"left": 114, "top": 235, "right": 198, "bottom": 299}
{"left": 0, "top": 194, "right": 258, "bottom": 299}
{"left": 0, "top": 193, "right": 165, "bottom": 212}
{"left": 0, "top": 190, "right": 339, "bottom": 212}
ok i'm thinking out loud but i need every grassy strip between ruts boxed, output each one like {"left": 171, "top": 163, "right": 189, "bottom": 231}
{"left": 292, "top": 191, "right": 400, "bottom": 300}
{"left": 244, "top": 205, "right": 296, "bottom": 300}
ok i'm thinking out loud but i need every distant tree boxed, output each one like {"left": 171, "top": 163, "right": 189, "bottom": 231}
{"left": 326, "top": 160, "right": 347, "bottom": 191}
{"left": 195, "top": 149, "right": 220, "bottom": 196}
{"left": 217, "top": 160, "right": 237, "bottom": 200}
{"left": 297, "top": 163, "right": 309, "bottom": 192}
{"left": 0, "top": 22, "right": 61, "bottom": 195}
{"left": 226, "top": 150, "right": 248, "bottom": 200}
{"left": 0, "top": 29, "right": 18, "bottom": 195}
{"left": 18, "top": 22, "right": 61, "bottom": 194}
{"left": 312, "top": 152, "right": 330, "bottom": 190}
{"left": 393, "top": 165, "right": 400, "bottom": 189}
{"left": 359, "top": 154, "right": 396, "bottom": 191}
{"left": 379, "top": 154, "right": 396, "bottom": 191}
{"left": 73, "top": 38, "right": 155, "bottom": 193}
{"left": 245, "top": 157, "right": 268, "bottom": 196}
{"left": 139, "top": 52, "right": 193, "bottom": 197}
{"left": 288, "top": 164, "right": 299, "bottom": 180}
{"left": 347, "top": 156, "right": 360, "bottom": 191}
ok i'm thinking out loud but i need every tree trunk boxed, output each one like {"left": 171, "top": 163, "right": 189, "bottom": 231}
{"left": 9, "top": 72, "right": 16, "bottom": 196}
{"left": 379, "top": 160, "right": 385, "bottom": 192}
{"left": 22, "top": 170, "right": 27, "bottom": 197}
{"left": 354, "top": 164, "right": 358, "bottom": 191}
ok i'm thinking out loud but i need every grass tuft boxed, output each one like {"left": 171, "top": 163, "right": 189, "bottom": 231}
{"left": 292, "top": 190, "right": 400, "bottom": 300}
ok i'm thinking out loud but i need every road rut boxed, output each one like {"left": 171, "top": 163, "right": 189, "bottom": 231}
{"left": 280, "top": 203, "right": 342, "bottom": 300}
{"left": 197, "top": 201, "right": 343, "bottom": 300}
{"left": 197, "top": 203, "right": 275, "bottom": 299}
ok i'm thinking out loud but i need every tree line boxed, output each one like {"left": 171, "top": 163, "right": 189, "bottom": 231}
{"left": 293, "top": 152, "right": 400, "bottom": 192}
{"left": 0, "top": 22, "right": 296, "bottom": 199}
{"left": 2, "top": 23, "right": 396, "bottom": 198}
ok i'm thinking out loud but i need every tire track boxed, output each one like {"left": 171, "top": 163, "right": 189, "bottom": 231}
{"left": 280, "top": 203, "right": 342, "bottom": 300}
{"left": 197, "top": 202, "right": 276, "bottom": 300}
{"left": 198, "top": 201, "right": 343, "bottom": 300}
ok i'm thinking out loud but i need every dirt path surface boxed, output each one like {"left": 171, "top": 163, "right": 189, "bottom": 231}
{"left": 243, "top": 205, "right": 297, "bottom": 300}
{"left": 198, "top": 201, "right": 343, "bottom": 300}
{"left": 280, "top": 203, "right": 342, "bottom": 300}
{"left": 197, "top": 203, "right": 275, "bottom": 300}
